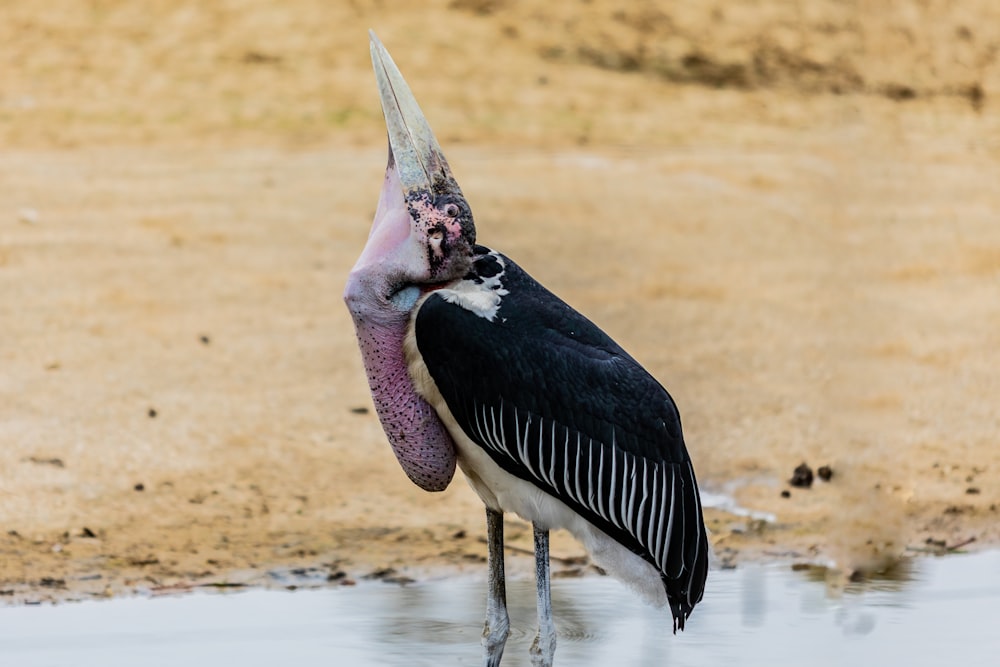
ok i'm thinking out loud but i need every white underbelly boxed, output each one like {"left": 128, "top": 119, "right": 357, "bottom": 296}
{"left": 404, "top": 333, "right": 668, "bottom": 608}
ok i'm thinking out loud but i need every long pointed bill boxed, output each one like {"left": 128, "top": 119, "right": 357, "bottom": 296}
{"left": 369, "top": 30, "right": 462, "bottom": 197}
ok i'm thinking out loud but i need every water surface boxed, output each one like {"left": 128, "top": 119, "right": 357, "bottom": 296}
{"left": 2, "top": 551, "right": 997, "bottom": 666}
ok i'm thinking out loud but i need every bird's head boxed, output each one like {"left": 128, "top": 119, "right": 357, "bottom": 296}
{"left": 343, "top": 33, "right": 466, "bottom": 493}
{"left": 345, "top": 32, "right": 476, "bottom": 319}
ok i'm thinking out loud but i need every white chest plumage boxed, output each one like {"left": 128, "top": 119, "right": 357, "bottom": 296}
{"left": 435, "top": 251, "right": 509, "bottom": 322}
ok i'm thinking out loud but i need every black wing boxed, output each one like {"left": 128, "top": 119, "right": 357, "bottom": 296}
{"left": 414, "top": 247, "right": 708, "bottom": 628}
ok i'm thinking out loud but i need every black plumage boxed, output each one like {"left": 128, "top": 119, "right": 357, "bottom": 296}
{"left": 415, "top": 246, "right": 708, "bottom": 628}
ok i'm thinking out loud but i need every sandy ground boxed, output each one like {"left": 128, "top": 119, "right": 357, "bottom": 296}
{"left": 2, "top": 1, "right": 999, "bottom": 603}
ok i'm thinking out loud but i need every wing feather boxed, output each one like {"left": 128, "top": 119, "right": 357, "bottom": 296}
{"left": 415, "top": 248, "right": 707, "bottom": 628}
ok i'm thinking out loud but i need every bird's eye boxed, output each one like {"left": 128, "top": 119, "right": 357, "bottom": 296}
{"left": 444, "top": 203, "right": 460, "bottom": 218}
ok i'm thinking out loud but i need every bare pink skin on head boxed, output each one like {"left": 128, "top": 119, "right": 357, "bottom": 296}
{"left": 405, "top": 196, "right": 467, "bottom": 267}
{"left": 344, "top": 162, "right": 461, "bottom": 492}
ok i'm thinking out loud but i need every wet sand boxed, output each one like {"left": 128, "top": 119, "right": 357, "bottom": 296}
{"left": 2, "top": 1, "right": 999, "bottom": 602}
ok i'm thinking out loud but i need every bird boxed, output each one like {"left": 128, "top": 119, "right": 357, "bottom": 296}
{"left": 344, "top": 32, "right": 709, "bottom": 667}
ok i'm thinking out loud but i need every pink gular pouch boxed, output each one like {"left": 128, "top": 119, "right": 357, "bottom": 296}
{"left": 343, "top": 162, "right": 460, "bottom": 493}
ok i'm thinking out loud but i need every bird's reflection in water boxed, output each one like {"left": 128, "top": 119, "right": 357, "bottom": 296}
{"left": 361, "top": 552, "right": 983, "bottom": 667}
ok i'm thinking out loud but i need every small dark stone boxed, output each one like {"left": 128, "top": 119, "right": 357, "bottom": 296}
{"left": 127, "top": 556, "right": 160, "bottom": 567}
{"left": 243, "top": 50, "right": 283, "bottom": 65}
{"left": 27, "top": 456, "right": 64, "bottom": 468}
{"left": 967, "top": 487, "right": 981, "bottom": 495}
{"left": 884, "top": 84, "right": 917, "bottom": 101}
{"left": 327, "top": 570, "right": 347, "bottom": 582}
{"left": 148, "top": 408, "right": 157, "bottom": 418}
{"left": 452, "top": 529, "right": 467, "bottom": 539}
{"left": 790, "top": 463, "right": 814, "bottom": 488}
{"left": 965, "top": 83, "right": 985, "bottom": 113}
{"left": 199, "top": 335, "right": 211, "bottom": 345}
{"left": 817, "top": 465, "right": 833, "bottom": 482}
{"left": 80, "top": 527, "right": 97, "bottom": 538}
{"left": 780, "top": 490, "right": 791, "bottom": 498}
{"left": 134, "top": 483, "right": 145, "bottom": 492}
{"left": 349, "top": 406, "right": 369, "bottom": 414}
{"left": 364, "top": 567, "right": 396, "bottom": 581}
{"left": 361, "top": 566, "right": 414, "bottom": 585}
{"left": 38, "top": 577, "right": 66, "bottom": 588}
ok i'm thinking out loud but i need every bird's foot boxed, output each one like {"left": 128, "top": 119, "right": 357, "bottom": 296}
{"left": 481, "top": 615, "right": 509, "bottom": 667}
{"left": 528, "top": 623, "right": 556, "bottom": 667}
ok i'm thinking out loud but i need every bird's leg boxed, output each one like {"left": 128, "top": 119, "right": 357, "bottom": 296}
{"left": 482, "top": 507, "right": 510, "bottom": 667}
{"left": 529, "top": 523, "right": 556, "bottom": 667}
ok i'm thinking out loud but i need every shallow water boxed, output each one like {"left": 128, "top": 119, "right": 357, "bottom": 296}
{"left": 2, "top": 551, "right": 997, "bottom": 667}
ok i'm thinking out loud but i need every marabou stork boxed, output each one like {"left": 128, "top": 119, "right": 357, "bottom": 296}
{"left": 344, "top": 32, "right": 709, "bottom": 666}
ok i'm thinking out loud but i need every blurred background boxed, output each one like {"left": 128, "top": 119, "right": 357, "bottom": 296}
{"left": 2, "top": 0, "right": 999, "bottom": 603}
{"left": 2, "top": 0, "right": 999, "bottom": 148}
